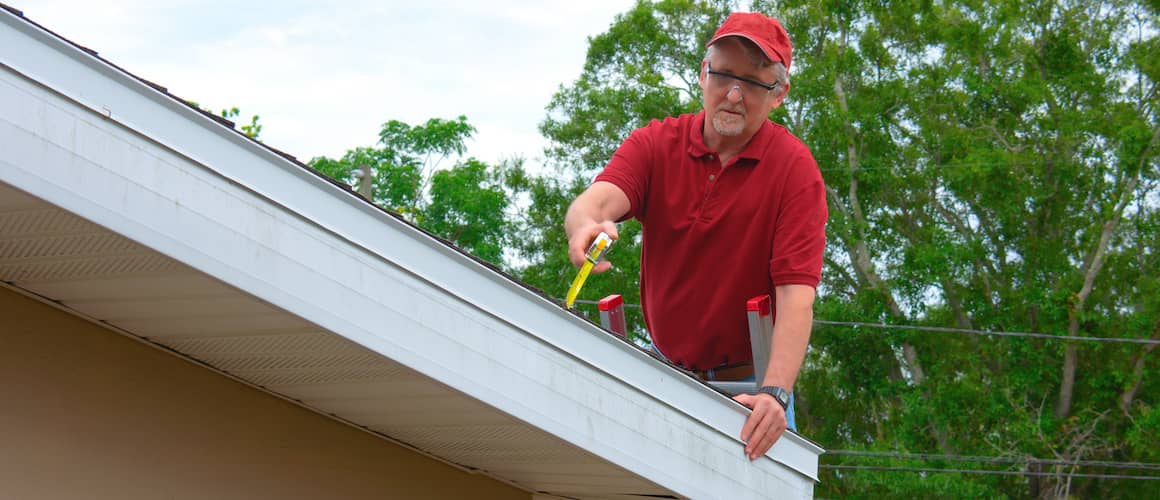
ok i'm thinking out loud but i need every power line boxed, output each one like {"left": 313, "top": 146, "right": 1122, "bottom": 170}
{"left": 827, "top": 450, "right": 1160, "bottom": 471}
{"left": 816, "top": 156, "right": 1154, "bottom": 173}
{"left": 820, "top": 464, "right": 1160, "bottom": 480}
{"left": 820, "top": 160, "right": 1031, "bottom": 173}
{"left": 815, "top": 320, "right": 1160, "bottom": 345}
{"left": 568, "top": 299, "right": 1160, "bottom": 345}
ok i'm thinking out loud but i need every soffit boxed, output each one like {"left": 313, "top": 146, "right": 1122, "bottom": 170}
{"left": 0, "top": 181, "right": 667, "bottom": 498}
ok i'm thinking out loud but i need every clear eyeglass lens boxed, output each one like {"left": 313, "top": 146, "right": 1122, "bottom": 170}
{"left": 709, "top": 72, "right": 769, "bottom": 98}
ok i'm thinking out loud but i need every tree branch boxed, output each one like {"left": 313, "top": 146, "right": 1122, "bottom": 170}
{"left": 1119, "top": 320, "right": 1160, "bottom": 415}
{"left": 930, "top": 195, "right": 1001, "bottom": 303}
{"left": 1056, "top": 127, "right": 1158, "bottom": 418}
{"left": 834, "top": 68, "right": 926, "bottom": 385}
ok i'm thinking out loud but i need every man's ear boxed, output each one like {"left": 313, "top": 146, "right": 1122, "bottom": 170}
{"left": 770, "top": 82, "right": 791, "bottom": 109}
{"left": 698, "top": 59, "right": 709, "bottom": 87}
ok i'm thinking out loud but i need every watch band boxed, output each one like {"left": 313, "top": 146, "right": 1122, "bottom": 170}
{"left": 757, "top": 386, "right": 790, "bottom": 411}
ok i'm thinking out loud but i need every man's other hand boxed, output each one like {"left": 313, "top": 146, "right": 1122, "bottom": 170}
{"left": 567, "top": 221, "right": 618, "bottom": 273}
{"left": 733, "top": 392, "right": 787, "bottom": 461}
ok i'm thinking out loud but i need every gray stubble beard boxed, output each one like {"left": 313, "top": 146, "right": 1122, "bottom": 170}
{"left": 711, "top": 109, "right": 746, "bottom": 137}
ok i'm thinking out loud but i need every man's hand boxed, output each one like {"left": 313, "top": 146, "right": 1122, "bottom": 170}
{"left": 564, "top": 181, "right": 630, "bottom": 274}
{"left": 568, "top": 221, "right": 618, "bottom": 273}
{"left": 732, "top": 284, "right": 814, "bottom": 460}
{"left": 733, "top": 392, "right": 787, "bottom": 461}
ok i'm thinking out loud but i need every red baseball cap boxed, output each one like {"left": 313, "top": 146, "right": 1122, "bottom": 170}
{"left": 706, "top": 12, "right": 793, "bottom": 70}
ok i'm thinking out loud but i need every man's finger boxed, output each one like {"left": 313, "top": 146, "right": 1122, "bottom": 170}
{"left": 733, "top": 394, "right": 758, "bottom": 441}
{"left": 750, "top": 405, "right": 787, "bottom": 459}
{"left": 755, "top": 423, "right": 784, "bottom": 458}
{"left": 753, "top": 410, "right": 786, "bottom": 458}
{"left": 568, "top": 236, "right": 587, "bottom": 266}
{"left": 732, "top": 393, "right": 756, "bottom": 408}
{"left": 743, "top": 406, "right": 773, "bottom": 459}
{"left": 569, "top": 228, "right": 599, "bottom": 267}
{"left": 600, "top": 221, "right": 619, "bottom": 240}
{"left": 737, "top": 395, "right": 769, "bottom": 443}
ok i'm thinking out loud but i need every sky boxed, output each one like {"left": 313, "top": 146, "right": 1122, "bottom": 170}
{"left": 13, "top": 0, "right": 637, "bottom": 169}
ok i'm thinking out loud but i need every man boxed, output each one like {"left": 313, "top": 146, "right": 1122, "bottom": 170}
{"left": 564, "top": 12, "right": 827, "bottom": 461}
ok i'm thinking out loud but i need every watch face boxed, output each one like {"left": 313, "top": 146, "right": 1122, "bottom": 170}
{"left": 760, "top": 387, "right": 789, "bottom": 409}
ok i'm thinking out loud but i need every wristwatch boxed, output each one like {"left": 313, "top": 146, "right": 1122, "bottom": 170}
{"left": 757, "top": 386, "right": 790, "bottom": 411}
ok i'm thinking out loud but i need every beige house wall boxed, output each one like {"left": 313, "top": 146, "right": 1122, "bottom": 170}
{"left": 0, "top": 286, "right": 528, "bottom": 500}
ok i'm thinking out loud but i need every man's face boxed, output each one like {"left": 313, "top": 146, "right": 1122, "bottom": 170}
{"left": 699, "top": 38, "right": 785, "bottom": 141}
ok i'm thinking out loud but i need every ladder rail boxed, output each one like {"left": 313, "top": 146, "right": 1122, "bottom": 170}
{"left": 598, "top": 293, "right": 773, "bottom": 397}
{"left": 598, "top": 294, "right": 627, "bottom": 338}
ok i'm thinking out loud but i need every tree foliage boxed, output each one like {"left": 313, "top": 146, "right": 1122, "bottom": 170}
{"left": 219, "top": 106, "right": 263, "bottom": 139}
{"left": 308, "top": 116, "right": 513, "bottom": 264}
{"left": 532, "top": 0, "right": 1159, "bottom": 497}
{"left": 540, "top": 0, "right": 731, "bottom": 174}
{"left": 425, "top": 158, "right": 510, "bottom": 263}
{"left": 184, "top": 101, "right": 264, "bottom": 139}
{"left": 301, "top": 1, "right": 1156, "bottom": 495}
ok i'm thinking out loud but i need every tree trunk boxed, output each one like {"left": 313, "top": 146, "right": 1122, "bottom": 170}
{"left": 1056, "top": 343, "right": 1078, "bottom": 418}
{"left": 1119, "top": 321, "right": 1160, "bottom": 414}
{"left": 1028, "top": 460, "right": 1042, "bottom": 499}
{"left": 1056, "top": 171, "right": 1140, "bottom": 418}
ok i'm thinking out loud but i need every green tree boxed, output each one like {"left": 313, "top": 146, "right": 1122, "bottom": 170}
{"left": 183, "top": 101, "right": 264, "bottom": 139}
{"left": 768, "top": 0, "right": 1159, "bottom": 496}
{"left": 425, "top": 158, "right": 510, "bottom": 263}
{"left": 537, "top": 0, "right": 1159, "bottom": 497}
{"left": 540, "top": 0, "right": 731, "bottom": 174}
{"left": 219, "top": 106, "right": 263, "bottom": 139}
{"left": 309, "top": 116, "right": 515, "bottom": 266}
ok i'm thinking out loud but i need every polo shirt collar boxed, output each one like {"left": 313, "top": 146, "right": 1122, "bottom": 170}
{"left": 687, "top": 110, "right": 776, "bottom": 165}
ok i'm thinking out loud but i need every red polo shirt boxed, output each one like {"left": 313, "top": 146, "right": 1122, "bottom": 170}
{"left": 595, "top": 111, "right": 827, "bottom": 369}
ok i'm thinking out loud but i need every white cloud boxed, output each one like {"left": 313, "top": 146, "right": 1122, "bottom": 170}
{"left": 13, "top": 0, "right": 635, "bottom": 169}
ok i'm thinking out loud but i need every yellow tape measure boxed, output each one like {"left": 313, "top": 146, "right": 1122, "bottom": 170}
{"left": 565, "top": 232, "right": 614, "bottom": 309}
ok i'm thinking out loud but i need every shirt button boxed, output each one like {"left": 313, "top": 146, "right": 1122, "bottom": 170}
{"left": 709, "top": 174, "right": 716, "bottom": 181}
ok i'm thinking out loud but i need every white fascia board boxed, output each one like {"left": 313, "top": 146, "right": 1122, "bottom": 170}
{"left": 0, "top": 10, "right": 822, "bottom": 495}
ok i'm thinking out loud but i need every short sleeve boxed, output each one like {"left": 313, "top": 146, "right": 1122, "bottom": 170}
{"left": 594, "top": 123, "right": 656, "bottom": 221}
{"left": 769, "top": 153, "right": 828, "bottom": 287}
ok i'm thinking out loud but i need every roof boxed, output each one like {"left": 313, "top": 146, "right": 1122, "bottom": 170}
{"left": 0, "top": 5, "right": 823, "bottom": 499}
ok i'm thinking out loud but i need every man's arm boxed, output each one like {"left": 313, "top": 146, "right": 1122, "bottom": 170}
{"left": 763, "top": 284, "right": 815, "bottom": 389}
{"left": 734, "top": 283, "right": 816, "bottom": 460}
{"left": 564, "top": 181, "right": 631, "bottom": 273}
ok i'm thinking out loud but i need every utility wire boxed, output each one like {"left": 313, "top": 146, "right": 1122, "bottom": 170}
{"left": 820, "top": 464, "right": 1160, "bottom": 480}
{"left": 572, "top": 297, "right": 1160, "bottom": 477}
{"left": 827, "top": 450, "right": 1160, "bottom": 471}
{"left": 568, "top": 299, "right": 1160, "bottom": 345}
{"left": 814, "top": 320, "right": 1160, "bottom": 345}
{"left": 816, "top": 157, "right": 1154, "bottom": 173}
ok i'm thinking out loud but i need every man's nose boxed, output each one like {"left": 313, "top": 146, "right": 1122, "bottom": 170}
{"left": 726, "top": 85, "right": 744, "bottom": 102}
